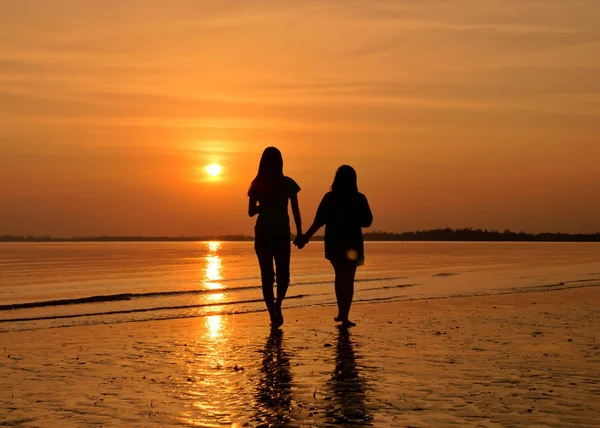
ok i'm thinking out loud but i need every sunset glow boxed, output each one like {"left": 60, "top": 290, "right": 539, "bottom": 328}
{"left": 1, "top": 1, "right": 599, "bottom": 236}
{"left": 6, "top": 3, "right": 600, "bottom": 427}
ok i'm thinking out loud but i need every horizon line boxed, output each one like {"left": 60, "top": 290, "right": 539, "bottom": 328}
{"left": 1, "top": 228, "right": 599, "bottom": 242}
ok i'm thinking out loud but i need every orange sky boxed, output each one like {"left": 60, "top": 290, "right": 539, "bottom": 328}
{"left": 1, "top": 1, "right": 599, "bottom": 236}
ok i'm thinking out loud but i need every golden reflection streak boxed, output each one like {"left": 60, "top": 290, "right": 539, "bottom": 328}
{"left": 205, "top": 314, "right": 223, "bottom": 340}
{"left": 207, "top": 241, "right": 221, "bottom": 253}
{"left": 207, "top": 293, "right": 225, "bottom": 302}
{"left": 204, "top": 241, "right": 224, "bottom": 294}
{"left": 181, "top": 245, "right": 239, "bottom": 423}
{"left": 202, "top": 241, "right": 226, "bottom": 338}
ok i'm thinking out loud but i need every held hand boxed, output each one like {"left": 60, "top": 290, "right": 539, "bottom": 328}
{"left": 293, "top": 234, "right": 308, "bottom": 250}
{"left": 301, "top": 234, "right": 310, "bottom": 248}
{"left": 293, "top": 235, "right": 302, "bottom": 249}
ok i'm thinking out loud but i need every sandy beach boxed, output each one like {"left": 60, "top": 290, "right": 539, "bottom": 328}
{"left": 1, "top": 285, "right": 599, "bottom": 427}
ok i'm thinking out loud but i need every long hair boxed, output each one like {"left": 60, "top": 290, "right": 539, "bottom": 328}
{"left": 249, "top": 147, "right": 285, "bottom": 199}
{"left": 331, "top": 165, "right": 359, "bottom": 196}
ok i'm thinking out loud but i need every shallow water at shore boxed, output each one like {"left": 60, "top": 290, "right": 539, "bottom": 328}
{"left": 1, "top": 242, "right": 600, "bottom": 332}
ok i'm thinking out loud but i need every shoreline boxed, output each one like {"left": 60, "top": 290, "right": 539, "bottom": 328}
{"left": 2, "top": 286, "right": 600, "bottom": 426}
{"left": 3, "top": 280, "right": 599, "bottom": 334}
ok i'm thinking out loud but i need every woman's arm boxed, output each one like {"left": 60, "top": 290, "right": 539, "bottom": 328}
{"left": 303, "top": 221, "right": 322, "bottom": 241}
{"left": 289, "top": 193, "right": 303, "bottom": 237}
{"left": 302, "top": 193, "right": 329, "bottom": 242}
{"left": 360, "top": 194, "right": 373, "bottom": 227}
{"left": 248, "top": 196, "right": 260, "bottom": 217}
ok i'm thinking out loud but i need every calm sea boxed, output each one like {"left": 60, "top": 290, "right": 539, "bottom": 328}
{"left": 1, "top": 242, "right": 599, "bottom": 332}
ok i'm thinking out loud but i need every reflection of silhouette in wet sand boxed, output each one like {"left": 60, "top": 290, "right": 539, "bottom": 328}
{"left": 254, "top": 329, "right": 294, "bottom": 426}
{"left": 326, "top": 327, "right": 373, "bottom": 425}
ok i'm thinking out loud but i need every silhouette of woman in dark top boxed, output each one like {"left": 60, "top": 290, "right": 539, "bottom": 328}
{"left": 248, "top": 147, "right": 303, "bottom": 328}
{"left": 298, "top": 165, "right": 372, "bottom": 327}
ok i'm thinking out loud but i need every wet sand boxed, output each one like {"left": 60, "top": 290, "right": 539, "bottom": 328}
{"left": 1, "top": 286, "right": 599, "bottom": 427}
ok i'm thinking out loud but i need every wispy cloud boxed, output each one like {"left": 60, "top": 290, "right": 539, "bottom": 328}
{"left": 1, "top": 0, "right": 599, "bottom": 234}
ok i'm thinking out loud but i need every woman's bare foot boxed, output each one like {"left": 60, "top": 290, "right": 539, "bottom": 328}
{"left": 341, "top": 319, "right": 356, "bottom": 328}
{"left": 268, "top": 308, "right": 278, "bottom": 328}
{"left": 275, "top": 310, "right": 284, "bottom": 328}
{"left": 271, "top": 301, "right": 284, "bottom": 328}
{"left": 334, "top": 315, "right": 342, "bottom": 322}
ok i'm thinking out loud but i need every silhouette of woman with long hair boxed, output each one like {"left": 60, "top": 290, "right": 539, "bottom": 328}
{"left": 248, "top": 147, "right": 302, "bottom": 328}
{"left": 298, "top": 165, "right": 372, "bottom": 327}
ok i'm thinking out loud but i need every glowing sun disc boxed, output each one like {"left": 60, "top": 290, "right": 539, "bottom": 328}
{"left": 206, "top": 163, "right": 222, "bottom": 177}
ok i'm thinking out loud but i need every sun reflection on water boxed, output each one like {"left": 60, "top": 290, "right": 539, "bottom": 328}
{"left": 179, "top": 242, "right": 234, "bottom": 425}
{"left": 207, "top": 293, "right": 225, "bottom": 302}
{"left": 204, "top": 242, "right": 223, "bottom": 291}
{"left": 202, "top": 241, "right": 227, "bottom": 336}
{"left": 205, "top": 314, "right": 223, "bottom": 339}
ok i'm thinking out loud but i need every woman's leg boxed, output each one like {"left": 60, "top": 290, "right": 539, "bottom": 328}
{"left": 341, "top": 263, "right": 357, "bottom": 326}
{"left": 273, "top": 238, "right": 291, "bottom": 303}
{"left": 255, "top": 237, "right": 276, "bottom": 321}
{"left": 333, "top": 260, "right": 357, "bottom": 326}
{"left": 272, "top": 237, "right": 291, "bottom": 327}
{"left": 332, "top": 261, "right": 344, "bottom": 321}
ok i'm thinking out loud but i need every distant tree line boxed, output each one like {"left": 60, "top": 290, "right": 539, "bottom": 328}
{"left": 1, "top": 228, "right": 600, "bottom": 242}
{"left": 363, "top": 228, "right": 600, "bottom": 242}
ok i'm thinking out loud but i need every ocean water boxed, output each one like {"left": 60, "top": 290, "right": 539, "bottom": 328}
{"left": 1, "top": 241, "right": 599, "bottom": 332}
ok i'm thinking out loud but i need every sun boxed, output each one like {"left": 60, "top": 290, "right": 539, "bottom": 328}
{"left": 205, "top": 163, "right": 222, "bottom": 177}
